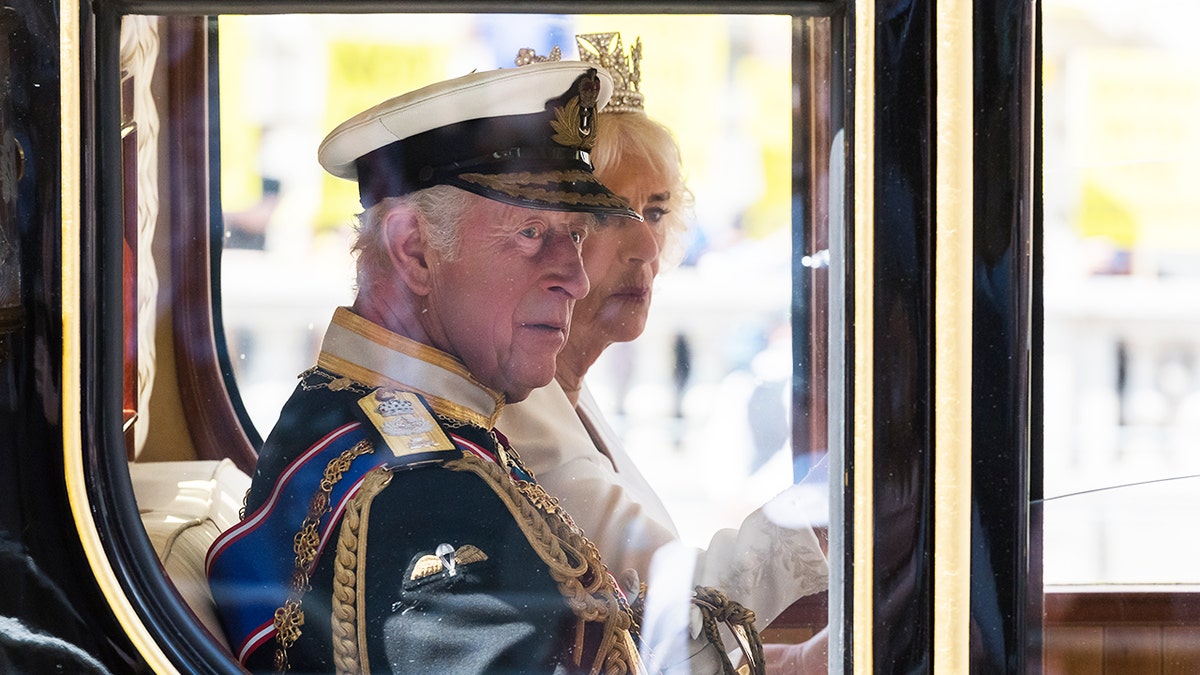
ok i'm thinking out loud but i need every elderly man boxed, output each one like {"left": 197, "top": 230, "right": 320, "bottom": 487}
{"left": 206, "top": 62, "right": 647, "bottom": 674}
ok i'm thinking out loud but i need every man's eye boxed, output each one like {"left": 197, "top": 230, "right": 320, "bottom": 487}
{"left": 570, "top": 230, "right": 585, "bottom": 245}
{"left": 519, "top": 226, "right": 540, "bottom": 239}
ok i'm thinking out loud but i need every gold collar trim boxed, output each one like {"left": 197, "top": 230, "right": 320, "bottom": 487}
{"left": 319, "top": 308, "right": 504, "bottom": 429}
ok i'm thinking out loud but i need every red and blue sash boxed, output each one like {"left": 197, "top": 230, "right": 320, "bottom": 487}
{"left": 205, "top": 422, "right": 390, "bottom": 663}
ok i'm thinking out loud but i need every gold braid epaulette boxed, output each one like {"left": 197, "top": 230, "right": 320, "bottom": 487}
{"left": 693, "top": 586, "right": 765, "bottom": 675}
{"left": 331, "top": 466, "right": 393, "bottom": 675}
{"left": 443, "top": 452, "right": 644, "bottom": 675}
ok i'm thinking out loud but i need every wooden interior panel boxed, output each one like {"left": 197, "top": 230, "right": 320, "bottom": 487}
{"left": 1162, "top": 626, "right": 1200, "bottom": 675}
{"left": 1103, "top": 626, "right": 1161, "bottom": 675}
{"left": 1043, "top": 626, "right": 1102, "bottom": 675}
{"left": 121, "top": 73, "right": 137, "bottom": 457}
{"left": 1044, "top": 590, "right": 1200, "bottom": 673}
{"left": 764, "top": 590, "right": 827, "bottom": 645}
{"left": 1046, "top": 591, "right": 1200, "bottom": 625}
{"left": 165, "top": 16, "right": 256, "bottom": 473}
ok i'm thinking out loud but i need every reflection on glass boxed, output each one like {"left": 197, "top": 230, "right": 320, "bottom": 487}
{"left": 1043, "top": 1, "right": 1200, "bottom": 585}
{"left": 217, "top": 13, "right": 831, "bottom": 550}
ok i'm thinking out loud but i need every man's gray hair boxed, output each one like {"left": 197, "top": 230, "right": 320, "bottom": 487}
{"left": 352, "top": 185, "right": 474, "bottom": 292}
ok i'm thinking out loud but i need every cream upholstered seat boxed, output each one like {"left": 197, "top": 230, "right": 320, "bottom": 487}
{"left": 129, "top": 459, "right": 250, "bottom": 647}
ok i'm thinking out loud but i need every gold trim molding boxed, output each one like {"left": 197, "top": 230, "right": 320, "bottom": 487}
{"left": 60, "top": 4, "right": 179, "bottom": 672}
{"left": 933, "top": 0, "right": 974, "bottom": 672}
{"left": 851, "top": 1, "right": 876, "bottom": 673}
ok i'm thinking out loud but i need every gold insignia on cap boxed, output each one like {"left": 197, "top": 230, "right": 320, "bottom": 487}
{"left": 551, "top": 69, "right": 601, "bottom": 150}
{"left": 409, "top": 544, "right": 489, "bottom": 581}
{"left": 358, "top": 389, "right": 456, "bottom": 458}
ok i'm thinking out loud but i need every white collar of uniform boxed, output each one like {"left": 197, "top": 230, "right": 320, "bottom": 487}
{"left": 317, "top": 307, "right": 505, "bottom": 429}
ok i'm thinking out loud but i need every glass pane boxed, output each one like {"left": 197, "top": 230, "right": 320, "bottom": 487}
{"left": 1042, "top": 1, "right": 1200, "bottom": 586}
{"left": 216, "top": 12, "right": 840, "bottom": 553}
{"left": 199, "top": 11, "right": 842, "bottom": 669}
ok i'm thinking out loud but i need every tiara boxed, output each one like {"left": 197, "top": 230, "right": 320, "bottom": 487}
{"left": 575, "top": 32, "right": 644, "bottom": 113}
{"left": 514, "top": 45, "right": 562, "bottom": 66}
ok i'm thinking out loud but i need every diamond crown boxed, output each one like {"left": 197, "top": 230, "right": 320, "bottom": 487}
{"left": 575, "top": 32, "right": 644, "bottom": 114}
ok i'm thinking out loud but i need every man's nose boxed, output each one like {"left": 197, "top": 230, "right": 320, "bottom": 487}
{"left": 545, "top": 234, "right": 590, "bottom": 300}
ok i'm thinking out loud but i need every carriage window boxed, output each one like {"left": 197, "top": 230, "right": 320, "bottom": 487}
{"left": 215, "top": 12, "right": 842, "bottom": 554}
{"left": 1042, "top": 2, "right": 1200, "bottom": 589}
{"left": 105, "top": 6, "right": 844, "bottom": 668}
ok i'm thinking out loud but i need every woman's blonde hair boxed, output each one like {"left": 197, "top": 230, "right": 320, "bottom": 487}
{"left": 590, "top": 111, "right": 692, "bottom": 266}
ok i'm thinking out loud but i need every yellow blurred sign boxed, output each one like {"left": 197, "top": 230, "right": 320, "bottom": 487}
{"left": 1071, "top": 48, "right": 1200, "bottom": 251}
{"left": 217, "top": 14, "right": 792, "bottom": 244}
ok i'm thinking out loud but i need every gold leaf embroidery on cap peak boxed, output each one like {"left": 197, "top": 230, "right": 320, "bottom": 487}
{"left": 458, "top": 171, "right": 630, "bottom": 208}
{"left": 550, "top": 96, "right": 596, "bottom": 151}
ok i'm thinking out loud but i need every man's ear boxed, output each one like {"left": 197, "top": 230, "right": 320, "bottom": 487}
{"left": 382, "top": 204, "right": 433, "bottom": 296}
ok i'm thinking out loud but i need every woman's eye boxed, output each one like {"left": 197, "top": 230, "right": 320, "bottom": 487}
{"left": 643, "top": 207, "right": 670, "bottom": 224}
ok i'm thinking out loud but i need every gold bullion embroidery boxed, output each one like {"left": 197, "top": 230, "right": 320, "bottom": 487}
{"left": 359, "top": 388, "right": 456, "bottom": 457}
{"left": 550, "top": 95, "right": 596, "bottom": 150}
{"left": 273, "top": 438, "right": 374, "bottom": 674}
{"left": 298, "top": 366, "right": 370, "bottom": 394}
{"left": 331, "top": 465, "right": 394, "bottom": 675}
{"left": 443, "top": 452, "right": 645, "bottom": 675}
{"left": 456, "top": 171, "right": 633, "bottom": 210}
{"left": 693, "top": 586, "right": 765, "bottom": 675}
{"left": 409, "top": 544, "right": 490, "bottom": 581}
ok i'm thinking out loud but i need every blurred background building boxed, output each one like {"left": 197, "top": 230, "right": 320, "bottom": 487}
{"left": 1042, "top": 0, "right": 1200, "bottom": 586}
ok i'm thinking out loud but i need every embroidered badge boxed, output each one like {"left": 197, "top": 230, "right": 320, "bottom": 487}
{"left": 550, "top": 69, "right": 601, "bottom": 151}
{"left": 358, "top": 389, "right": 456, "bottom": 458}
{"left": 408, "top": 544, "right": 489, "bottom": 582}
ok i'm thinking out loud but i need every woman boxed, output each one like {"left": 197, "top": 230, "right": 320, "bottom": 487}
{"left": 501, "top": 35, "right": 828, "bottom": 674}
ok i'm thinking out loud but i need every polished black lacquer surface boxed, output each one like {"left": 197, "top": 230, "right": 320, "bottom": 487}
{"left": 866, "top": 0, "right": 1039, "bottom": 672}
{"left": 970, "top": 1, "right": 1039, "bottom": 672}
{"left": 870, "top": 0, "right": 935, "bottom": 670}
{"left": 0, "top": 0, "right": 141, "bottom": 671}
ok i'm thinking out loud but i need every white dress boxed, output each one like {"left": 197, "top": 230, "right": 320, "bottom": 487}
{"left": 500, "top": 380, "right": 829, "bottom": 671}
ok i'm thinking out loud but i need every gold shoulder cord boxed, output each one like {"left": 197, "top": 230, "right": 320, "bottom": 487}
{"left": 320, "top": 429, "right": 645, "bottom": 674}
{"left": 443, "top": 451, "right": 644, "bottom": 675}
{"left": 331, "top": 466, "right": 393, "bottom": 675}
{"left": 273, "top": 438, "right": 375, "bottom": 674}
{"left": 692, "top": 587, "right": 765, "bottom": 675}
